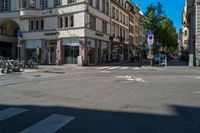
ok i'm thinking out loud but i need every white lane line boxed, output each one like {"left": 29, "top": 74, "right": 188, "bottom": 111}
{"left": 19, "top": 114, "right": 74, "bottom": 133}
{"left": 0, "top": 108, "right": 27, "bottom": 122}
{"left": 120, "top": 67, "right": 130, "bottom": 70}
{"left": 108, "top": 67, "right": 120, "bottom": 70}
{"left": 194, "top": 77, "right": 200, "bottom": 79}
{"left": 96, "top": 67, "right": 110, "bottom": 70}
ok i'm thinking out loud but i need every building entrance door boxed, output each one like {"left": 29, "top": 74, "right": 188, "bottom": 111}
{"left": 46, "top": 41, "right": 56, "bottom": 64}
{"left": 64, "top": 46, "right": 79, "bottom": 64}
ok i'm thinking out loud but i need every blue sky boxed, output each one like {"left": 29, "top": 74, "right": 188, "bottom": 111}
{"left": 132, "top": 0, "right": 185, "bottom": 31}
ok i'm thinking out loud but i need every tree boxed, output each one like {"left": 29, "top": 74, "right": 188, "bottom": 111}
{"left": 142, "top": 3, "right": 178, "bottom": 53}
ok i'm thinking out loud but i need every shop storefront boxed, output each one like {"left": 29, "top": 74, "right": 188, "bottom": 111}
{"left": 26, "top": 40, "right": 42, "bottom": 63}
{"left": 62, "top": 38, "right": 79, "bottom": 64}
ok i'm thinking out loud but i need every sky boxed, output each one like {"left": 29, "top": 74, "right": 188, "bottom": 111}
{"left": 132, "top": 0, "right": 185, "bottom": 32}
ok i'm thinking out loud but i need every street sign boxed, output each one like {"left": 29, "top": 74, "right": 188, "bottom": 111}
{"left": 148, "top": 31, "right": 154, "bottom": 45}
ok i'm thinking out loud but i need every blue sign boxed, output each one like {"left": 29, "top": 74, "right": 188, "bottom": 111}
{"left": 17, "top": 30, "right": 23, "bottom": 40}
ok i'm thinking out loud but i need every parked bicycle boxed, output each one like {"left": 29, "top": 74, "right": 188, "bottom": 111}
{"left": 1, "top": 59, "right": 24, "bottom": 74}
{"left": 22, "top": 57, "right": 39, "bottom": 69}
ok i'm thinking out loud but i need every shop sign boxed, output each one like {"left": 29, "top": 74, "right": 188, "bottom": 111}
{"left": 26, "top": 40, "right": 42, "bottom": 49}
{"left": 62, "top": 38, "right": 79, "bottom": 46}
{"left": 44, "top": 32, "right": 60, "bottom": 36}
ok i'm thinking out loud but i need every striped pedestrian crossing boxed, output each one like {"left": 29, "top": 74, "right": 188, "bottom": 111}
{"left": 20, "top": 114, "right": 74, "bottom": 133}
{"left": 96, "top": 66, "right": 141, "bottom": 71}
{"left": 0, "top": 107, "right": 75, "bottom": 133}
{"left": 0, "top": 108, "right": 27, "bottom": 122}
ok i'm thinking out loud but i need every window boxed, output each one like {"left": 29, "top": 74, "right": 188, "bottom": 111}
{"left": 40, "top": 19, "right": 44, "bottom": 30}
{"left": 184, "top": 30, "right": 187, "bottom": 36}
{"left": 22, "top": 0, "right": 27, "bottom": 8}
{"left": 35, "top": 20, "right": 39, "bottom": 30}
{"left": 65, "top": 16, "right": 69, "bottom": 28}
{"left": 40, "top": 0, "right": 48, "bottom": 9}
{"left": 1, "top": 0, "right": 11, "bottom": 12}
{"left": 116, "top": 10, "right": 119, "bottom": 21}
{"left": 30, "top": 20, "right": 34, "bottom": 31}
{"left": 29, "top": 0, "right": 35, "bottom": 8}
{"left": 120, "top": 12, "right": 122, "bottom": 22}
{"left": 88, "top": 0, "right": 93, "bottom": 6}
{"left": 29, "top": 18, "right": 45, "bottom": 31}
{"left": 106, "top": 2, "right": 109, "bottom": 15}
{"left": 68, "top": 0, "right": 76, "bottom": 4}
{"left": 123, "top": 14, "right": 125, "bottom": 24}
{"left": 90, "top": 15, "right": 96, "bottom": 29}
{"left": 59, "top": 15, "right": 74, "bottom": 28}
{"left": 102, "top": 0, "right": 105, "bottom": 12}
{"left": 54, "top": 0, "right": 61, "bottom": 6}
{"left": 96, "top": 0, "right": 99, "bottom": 9}
{"left": 59, "top": 17, "right": 63, "bottom": 28}
{"left": 102, "top": 21, "right": 107, "bottom": 33}
{"left": 70, "top": 15, "right": 74, "bottom": 27}
{"left": 112, "top": 7, "right": 115, "bottom": 18}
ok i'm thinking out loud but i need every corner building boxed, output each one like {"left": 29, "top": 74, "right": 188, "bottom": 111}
{"left": 0, "top": 0, "right": 111, "bottom": 65}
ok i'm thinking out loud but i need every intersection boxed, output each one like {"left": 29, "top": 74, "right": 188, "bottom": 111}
{"left": 0, "top": 65, "right": 200, "bottom": 133}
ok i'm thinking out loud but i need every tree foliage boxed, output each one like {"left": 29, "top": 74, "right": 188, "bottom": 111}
{"left": 142, "top": 3, "right": 178, "bottom": 52}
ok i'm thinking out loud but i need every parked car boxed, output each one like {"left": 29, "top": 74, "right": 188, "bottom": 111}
{"left": 154, "top": 54, "right": 166, "bottom": 65}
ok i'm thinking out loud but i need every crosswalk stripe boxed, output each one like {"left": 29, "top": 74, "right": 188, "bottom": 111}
{"left": 19, "top": 114, "right": 74, "bottom": 133}
{"left": 0, "top": 108, "right": 27, "bottom": 122}
{"left": 97, "top": 67, "right": 110, "bottom": 70}
{"left": 108, "top": 67, "right": 120, "bottom": 70}
{"left": 120, "top": 67, "right": 130, "bottom": 70}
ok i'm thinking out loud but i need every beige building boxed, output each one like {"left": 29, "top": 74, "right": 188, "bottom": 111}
{"left": 0, "top": 0, "right": 141, "bottom": 65}
{"left": 0, "top": 0, "right": 111, "bottom": 65}
{"left": 110, "top": 0, "right": 129, "bottom": 61}
{"left": 126, "top": 1, "right": 140, "bottom": 60}
{"left": 182, "top": 1, "right": 189, "bottom": 50}
{"left": 187, "top": 0, "right": 200, "bottom": 66}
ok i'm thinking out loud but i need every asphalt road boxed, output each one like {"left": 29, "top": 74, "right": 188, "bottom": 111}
{"left": 0, "top": 65, "right": 200, "bottom": 133}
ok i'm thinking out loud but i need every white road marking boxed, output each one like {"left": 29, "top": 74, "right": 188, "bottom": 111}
{"left": 0, "top": 108, "right": 27, "bottom": 122}
{"left": 194, "top": 92, "right": 200, "bottom": 94}
{"left": 19, "top": 114, "right": 74, "bottom": 133}
{"left": 120, "top": 67, "right": 130, "bottom": 70}
{"left": 116, "top": 75, "right": 148, "bottom": 83}
{"left": 194, "top": 77, "right": 200, "bottom": 79}
{"left": 97, "top": 67, "right": 110, "bottom": 70}
{"left": 99, "top": 70, "right": 111, "bottom": 73}
{"left": 132, "top": 67, "right": 140, "bottom": 70}
{"left": 108, "top": 67, "right": 120, "bottom": 70}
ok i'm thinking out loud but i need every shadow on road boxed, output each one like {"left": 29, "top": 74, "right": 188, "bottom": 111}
{"left": 0, "top": 104, "right": 199, "bottom": 133}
